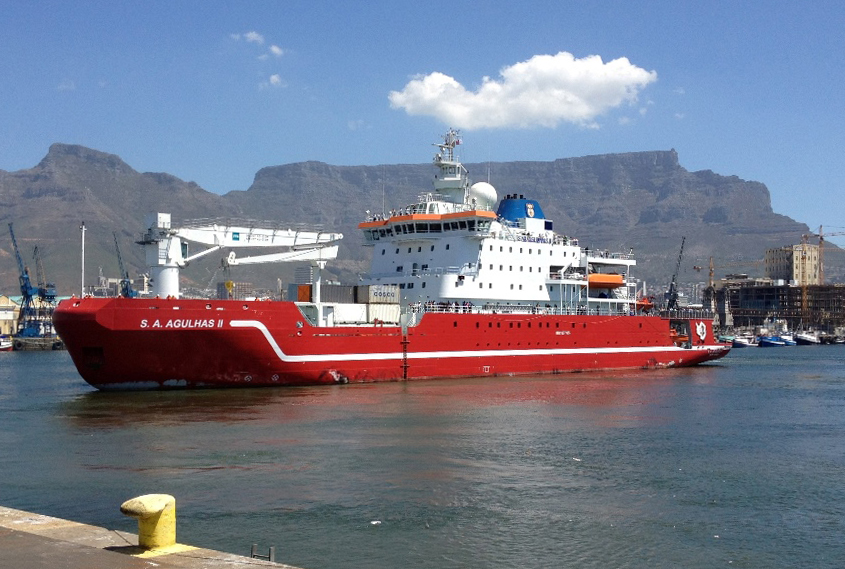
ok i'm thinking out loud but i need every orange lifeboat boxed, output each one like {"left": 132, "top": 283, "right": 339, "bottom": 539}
{"left": 587, "top": 273, "right": 624, "bottom": 288}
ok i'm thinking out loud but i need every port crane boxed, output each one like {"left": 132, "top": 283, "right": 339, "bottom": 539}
{"left": 8, "top": 224, "right": 50, "bottom": 338}
{"left": 666, "top": 236, "right": 685, "bottom": 310}
{"left": 113, "top": 232, "right": 138, "bottom": 298}
{"left": 810, "top": 226, "right": 845, "bottom": 285}
{"left": 695, "top": 257, "right": 765, "bottom": 289}
{"left": 32, "top": 246, "right": 57, "bottom": 304}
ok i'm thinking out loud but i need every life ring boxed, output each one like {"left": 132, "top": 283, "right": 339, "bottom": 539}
{"left": 13, "top": 340, "right": 24, "bottom": 351}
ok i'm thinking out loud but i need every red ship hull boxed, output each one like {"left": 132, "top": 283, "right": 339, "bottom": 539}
{"left": 53, "top": 297, "right": 730, "bottom": 390}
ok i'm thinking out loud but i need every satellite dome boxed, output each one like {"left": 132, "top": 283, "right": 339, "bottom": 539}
{"left": 469, "top": 181, "right": 498, "bottom": 210}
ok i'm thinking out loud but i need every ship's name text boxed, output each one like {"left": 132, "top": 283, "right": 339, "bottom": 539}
{"left": 140, "top": 319, "right": 224, "bottom": 329}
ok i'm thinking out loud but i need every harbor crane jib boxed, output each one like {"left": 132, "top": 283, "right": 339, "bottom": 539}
{"left": 113, "top": 232, "right": 138, "bottom": 298}
{"left": 667, "top": 236, "right": 685, "bottom": 311}
{"left": 8, "top": 223, "right": 49, "bottom": 337}
{"left": 137, "top": 212, "right": 342, "bottom": 302}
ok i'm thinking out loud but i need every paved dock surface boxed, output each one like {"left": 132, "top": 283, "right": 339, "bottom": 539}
{"left": 0, "top": 506, "right": 299, "bottom": 569}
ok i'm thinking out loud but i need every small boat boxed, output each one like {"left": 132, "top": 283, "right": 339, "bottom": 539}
{"left": 794, "top": 331, "right": 822, "bottom": 345}
{"left": 779, "top": 334, "right": 797, "bottom": 346}
{"left": 0, "top": 335, "right": 12, "bottom": 352}
{"left": 732, "top": 335, "right": 758, "bottom": 348}
{"left": 758, "top": 336, "right": 787, "bottom": 347}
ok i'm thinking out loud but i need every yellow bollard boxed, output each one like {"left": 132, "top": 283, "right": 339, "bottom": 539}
{"left": 120, "top": 494, "right": 176, "bottom": 550}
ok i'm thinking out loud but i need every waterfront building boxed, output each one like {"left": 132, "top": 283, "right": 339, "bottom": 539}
{"left": 765, "top": 243, "right": 820, "bottom": 286}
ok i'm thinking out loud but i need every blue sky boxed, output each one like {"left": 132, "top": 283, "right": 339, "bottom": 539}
{"left": 2, "top": 0, "right": 844, "bottom": 238}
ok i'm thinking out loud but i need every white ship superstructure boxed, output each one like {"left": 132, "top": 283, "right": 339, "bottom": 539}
{"left": 359, "top": 129, "right": 637, "bottom": 316}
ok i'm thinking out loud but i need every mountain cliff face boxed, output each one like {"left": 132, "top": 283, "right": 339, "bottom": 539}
{"left": 0, "top": 144, "right": 822, "bottom": 296}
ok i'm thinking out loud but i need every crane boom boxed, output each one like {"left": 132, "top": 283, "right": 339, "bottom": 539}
{"left": 8, "top": 224, "right": 49, "bottom": 337}
{"left": 667, "top": 236, "right": 685, "bottom": 311}
{"left": 113, "top": 232, "right": 138, "bottom": 298}
{"left": 138, "top": 212, "right": 343, "bottom": 298}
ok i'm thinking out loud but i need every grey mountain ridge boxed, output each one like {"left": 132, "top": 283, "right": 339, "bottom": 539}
{"left": 0, "top": 143, "right": 827, "bottom": 297}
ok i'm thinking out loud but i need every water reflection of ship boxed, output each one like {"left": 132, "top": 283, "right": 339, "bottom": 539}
{"left": 59, "top": 369, "right": 718, "bottom": 430}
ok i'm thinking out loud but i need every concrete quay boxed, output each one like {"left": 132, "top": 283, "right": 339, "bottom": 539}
{"left": 0, "top": 505, "right": 300, "bottom": 569}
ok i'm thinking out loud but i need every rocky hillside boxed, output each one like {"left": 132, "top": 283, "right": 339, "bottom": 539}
{"left": 0, "top": 144, "right": 826, "bottom": 296}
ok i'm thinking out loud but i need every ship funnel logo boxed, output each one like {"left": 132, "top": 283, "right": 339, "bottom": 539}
{"left": 695, "top": 321, "right": 707, "bottom": 341}
{"left": 526, "top": 203, "right": 535, "bottom": 218}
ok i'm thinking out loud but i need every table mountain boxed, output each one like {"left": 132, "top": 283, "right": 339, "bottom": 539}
{"left": 0, "top": 143, "right": 824, "bottom": 296}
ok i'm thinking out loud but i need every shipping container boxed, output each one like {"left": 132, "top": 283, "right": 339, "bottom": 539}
{"left": 368, "top": 303, "right": 401, "bottom": 323}
{"left": 356, "top": 284, "right": 400, "bottom": 304}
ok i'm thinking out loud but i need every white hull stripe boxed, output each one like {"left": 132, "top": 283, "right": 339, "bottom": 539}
{"left": 231, "top": 320, "right": 727, "bottom": 365}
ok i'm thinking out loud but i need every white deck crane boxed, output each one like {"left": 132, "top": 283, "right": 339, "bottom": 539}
{"left": 138, "top": 213, "right": 342, "bottom": 309}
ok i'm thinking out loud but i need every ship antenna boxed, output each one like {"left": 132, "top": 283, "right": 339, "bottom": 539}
{"left": 434, "top": 128, "right": 461, "bottom": 162}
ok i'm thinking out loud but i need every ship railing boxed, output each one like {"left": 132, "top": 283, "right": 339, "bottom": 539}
{"left": 405, "top": 302, "right": 640, "bottom": 318}
{"left": 364, "top": 264, "right": 480, "bottom": 280}
{"left": 658, "top": 308, "right": 716, "bottom": 319}
{"left": 490, "top": 229, "right": 559, "bottom": 246}
{"left": 584, "top": 250, "right": 635, "bottom": 261}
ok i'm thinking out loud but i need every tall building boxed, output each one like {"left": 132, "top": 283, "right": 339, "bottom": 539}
{"left": 764, "top": 243, "right": 820, "bottom": 286}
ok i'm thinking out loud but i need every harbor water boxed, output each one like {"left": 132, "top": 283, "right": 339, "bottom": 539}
{"left": 1, "top": 348, "right": 843, "bottom": 568}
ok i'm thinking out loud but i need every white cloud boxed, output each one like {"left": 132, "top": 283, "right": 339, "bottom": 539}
{"left": 389, "top": 51, "right": 657, "bottom": 129}
{"left": 259, "top": 74, "right": 285, "bottom": 89}
{"left": 348, "top": 119, "right": 366, "bottom": 131}
{"left": 57, "top": 80, "right": 75, "bottom": 91}
{"left": 673, "top": 87, "right": 686, "bottom": 95}
{"left": 244, "top": 31, "right": 264, "bottom": 44}
{"left": 269, "top": 45, "right": 284, "bottom": 57}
